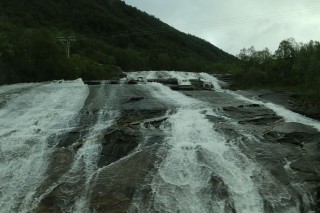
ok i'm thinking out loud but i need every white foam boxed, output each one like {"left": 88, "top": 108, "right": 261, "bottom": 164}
{"left": 127, "top": 71, "right": 222, "bottom": 90}
{"left": 0, "top": 83, "right": 40, "bottom": 95}
{"left": 128, "top": 77, "right": 264, "bottom": 212}
{"left": 228, "top": 90, "right": 320, "bottom": 132}
{"left": 72, "top": 111, "right": 119, "bottom": 213}
{"left": 131, "top": 71, "right": 320, "bottom": 132}
{"left": 0, "top": 79, "right": 89, "bottom": 212}
{"left": 38, "top": 83, "right": 121, "bottom": 213}
{"left": 132, "top": 71, "right": 320, "bottom": 132}
{"left": 148, "top": 108, "right": 264, "bottom": 213}
{"left": 146, "top": 82, "right": 204, "bottom": 108}
{"left": 129, "top": 71, "right": 309, "bottom": 212}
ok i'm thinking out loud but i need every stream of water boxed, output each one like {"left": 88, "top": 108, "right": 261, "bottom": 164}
{"left": 1, "top": 72, "right": 319, "bottom": 212}
{"left": 128, "top": 71, "right": 319, "bottom": 213}
{"left": 0, "top": 79, "right": 89, "bottom": 212}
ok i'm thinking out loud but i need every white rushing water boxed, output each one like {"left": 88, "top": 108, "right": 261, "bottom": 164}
{"left": 2, "top": 72, "right": 319, "bottom": 212}
{"left": 128, "top": 71, "right": 318, "bottom": 212}
{"left": 0, "top": 79, "right": 89, "bottom": 212}
{"left": 0, "top": 82, "right": 41, "bottom": 96}
{"left": 127, "top": 70, "right": 222, "bottom": 90}
{"left": 72, "top": 83, "right": 120, "bottom": 212}
{"left": 129, "top": 71, "right": 320, "bottom": 132}
{"left": 228, "top": 91, "right": 320, "bottom": 132}
{"left": 146, "top": 82, "right": 204, "bottom": 108}
{"left": 31, "top": 83, "right": 121, "bottom": 212}
{"left": 130, "top": 80, "right": 265, "bottom": 213}
{"left": 150, "top": 108, "right": 264, "bottom": 213}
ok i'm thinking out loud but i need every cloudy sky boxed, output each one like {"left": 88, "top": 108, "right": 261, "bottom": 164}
{"left": 124, "top": 0, "right": 320, "bottom": 55}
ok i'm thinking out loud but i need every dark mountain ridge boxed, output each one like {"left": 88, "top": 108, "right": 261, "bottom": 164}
{"left": 0, "top": 0, "right": 235, "bottom": 84}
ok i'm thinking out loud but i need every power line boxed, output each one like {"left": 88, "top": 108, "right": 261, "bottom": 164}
{"left": 169, "top": 7, "right": 320, "bottom": 29}
{"left": 60, "top": 7, "right": 320, "bottom": 41}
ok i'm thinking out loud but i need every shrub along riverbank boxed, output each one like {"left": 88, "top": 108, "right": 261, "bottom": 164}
{"left": 228, "top": 38, "right": 320, "bottom": 115}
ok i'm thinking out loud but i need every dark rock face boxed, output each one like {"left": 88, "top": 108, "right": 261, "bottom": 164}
{"left": 99, "top": 126, "right": 141, "bottom": 167}
{"left": 147, "top": 78, "right": 178, "bottom": 85}
{"left": 118, "top": 72, "right": 127, "bottom": 78}
{"left": 187, "top": 88, "right": 320, "bottom": 210}
{"left": 223, "top": 103, "right": 283, "bottom": 128}
{"left": 237, "top": 89, "right": 320, "bottom": 120}
{"left": 148, "top": 78, "right": 214, "bottom": 90}
{"left": 87, "top": 91, "right": 168, "bottom": 212}
{"left": 88, "top": 145, "right": 160, "bottom": 213}
{"left": 84, "top": 81, "right": 102, "bottom": 85}
{"left": 209, "top": 176, "right": 236, "bottom": 213}
{"left": 36, "top": 148, "right": 75, "bottom": 212}
{"left": 223, "top": 104, "right": 320, "bottom": 211}
{"left": 127, "top": 79, "right": 139, "bottom": 84}
{"left": 98, "top": 98, "right": 167, "bottom": 167}
{"left": 170, "top": 85, "right": 197, "bottom": 91}
{"left": 259, "top": 124, "right": 320, "bottom": 193}
{"left": 33, "top": 84, "right": 170, "bottom": 212}
{"left": 317, "top": 189, "right": 320, "bottom": 213}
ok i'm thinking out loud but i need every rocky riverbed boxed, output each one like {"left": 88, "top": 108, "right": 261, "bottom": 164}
{"left": 0, "top": 71, "right": 319, "bottom": 213}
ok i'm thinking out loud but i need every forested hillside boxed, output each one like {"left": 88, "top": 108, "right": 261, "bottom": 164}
{"left": 0, "top": 0, "right": 234, "bottom": 84}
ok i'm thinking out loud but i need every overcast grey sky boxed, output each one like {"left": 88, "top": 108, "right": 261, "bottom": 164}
{"left": 123, "top": 0, "right": 320, "bottom": 55}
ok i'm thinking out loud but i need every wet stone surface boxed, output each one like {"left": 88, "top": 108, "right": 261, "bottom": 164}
{"left": 89, "top": 83, "right": 320, "bottom": 213}
{"left": 3, "top": 78, "right": 319, "bottom": 212}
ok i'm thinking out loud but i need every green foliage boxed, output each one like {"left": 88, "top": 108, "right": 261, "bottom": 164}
{"left": 0, "top": 0, "right": 235, "bottom": 84}
{"left": 274, "top": 38, "right": 298, "bottom": 60}
{"left": 0, "top": 29, "right": 76, "bottom": 84}
{"left": 0, "top": 33, "right": 14, "bottom": 60}
{"left": 69, "top": 54, "right": 120, "bottom": 80}
{"left": 81, "top": 64, "right": 120, "bottom": 80}
{"left": 233, "top": 38, "right": 320, "bottom": 109}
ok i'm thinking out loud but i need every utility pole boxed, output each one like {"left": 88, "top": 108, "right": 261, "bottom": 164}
{"left": 57, "top": 36, "right": 76, "bottom": 59}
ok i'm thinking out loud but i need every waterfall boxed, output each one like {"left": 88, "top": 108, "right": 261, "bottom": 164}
{"left": 131, "top": 70, "right": 320, "bottom": 131}
{"left": 128, "top": 71, "right": 314, "bottom": 212}
{"left": 0, "top": 79, "right": 89, "bottom": 212}
{"left": 225, "top": 91, "right": 320, "bottom": 132}
{"left": 33, "top": 83, "right": 121, "bottom": 212}
{"left": 72, "top": 83, "right": 120, "bottom": 212}
{"left": 148, "top": 108, "right": 264, "bottom": 213}
{"left": 129, "top": 80, "right": 265, "bottom": 213}
{"left": 1, "top": 72, "right": 318, "bottom": 212}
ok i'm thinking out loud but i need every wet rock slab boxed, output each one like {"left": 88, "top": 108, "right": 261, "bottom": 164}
{"left": 88, "top": 145, "right": 160, "bottom": 213}
{"left": 84, "top": 94, "right": 169, "bottom": 212}
{"left": 99, "top": 125, "right": 141, "bottom": 167}
{"left": 98, "top": 96, "right": 167, "bottom": 167}
{"left": 237, "top": 89, "right": 320, "bottom": 120}
{"left": 33, "top": 81, "right": 320, "bottom": 212}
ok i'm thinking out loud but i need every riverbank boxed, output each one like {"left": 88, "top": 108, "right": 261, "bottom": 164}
{"left": 220, "top": 72, "right": 320, "bottom": 121}
{"left": 233, "top": 88, "right": 320, "bottom": 121}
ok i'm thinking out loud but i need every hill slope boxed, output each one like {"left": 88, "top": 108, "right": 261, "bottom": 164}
{"left": 0, "top": 0, "right": 235, "bottom": 83}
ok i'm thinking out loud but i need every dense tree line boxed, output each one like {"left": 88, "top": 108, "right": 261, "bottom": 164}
{"left": 0, "top": 0, "right": 234, "bottom": 84}
{"left": 232, "top": 38, "right": 320, "bottom": 107}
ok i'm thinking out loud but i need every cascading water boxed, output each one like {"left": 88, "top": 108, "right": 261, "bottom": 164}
{"left": 130, "top": 71, "right": 320, "bottom": 131}
{"left": 129, "top": 71, "right": 319, "bottom": 213}
{"left": 72, "top": 84, "right": 120, "bottom": 212}
{"left": 226, "top": 91, "right": 320, "bottom": 132}
{"left": 33, "top": 83, "right": 121, "bottom": 212}
{"left": 0, "top": 83, "right": 41, "bottom": 96}
{"left": 129, "top": 81, "right": 265, "bottom": 212}
{"left": 0, "top": 79, "right": 89, "bottom": 212}
{"left": 0, "top": 83, "right": 42, "bottom": 117}
{"left": 148, "top": 108, "right": 264, "bottom": 213}
{"left": 1, "top": 71, "right": 319, "bottom": 212}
